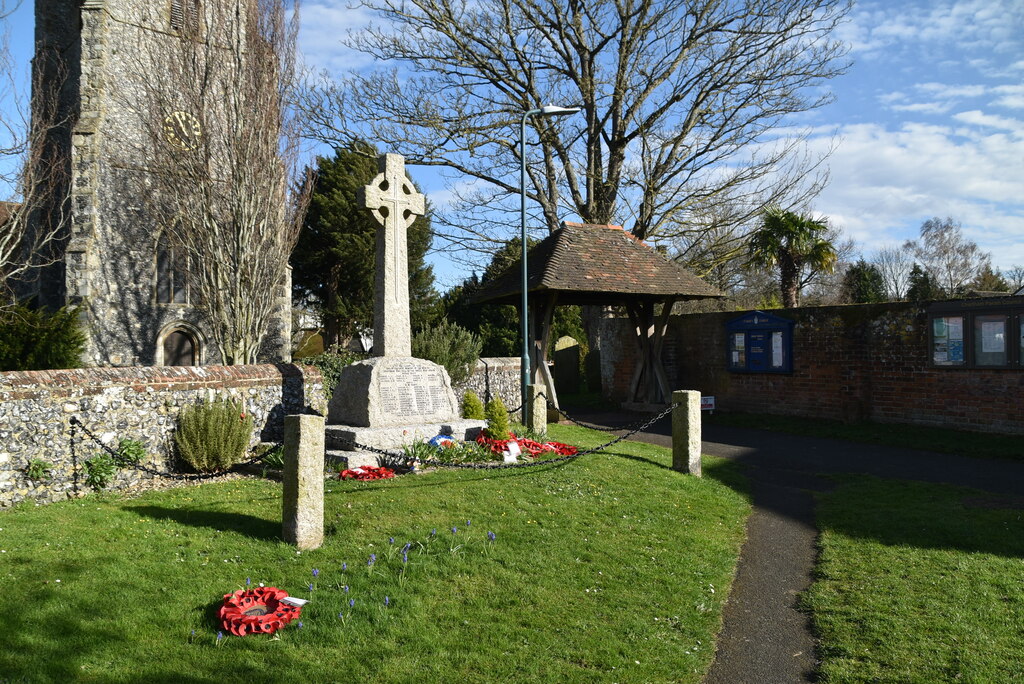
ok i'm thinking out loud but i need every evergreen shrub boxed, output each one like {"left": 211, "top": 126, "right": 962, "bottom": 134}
{"left": 462, "top": 391, "right": 485, "bottom": 419}
{"left": 412, "top": 320, "right": 482, "bottom": 385}
{"left": 174, "top": 397, "right": 254, "bottom": 473}
{"left": 483, "top": 396, "right": 511, "bottom": 440}
{"left": 0, "top": 305, "right": 86, "bottom": 371}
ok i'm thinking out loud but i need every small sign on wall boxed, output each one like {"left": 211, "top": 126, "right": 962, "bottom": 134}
{"left": 700, "top": 396, "right": 715, "bottom": 412}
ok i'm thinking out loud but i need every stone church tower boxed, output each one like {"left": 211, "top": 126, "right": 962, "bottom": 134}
{"left": 31, "top": 0, "right": 292, "bottom": 367}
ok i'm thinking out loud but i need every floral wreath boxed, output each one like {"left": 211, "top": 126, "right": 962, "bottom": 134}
{"left": 218, "top": 586, "right": 302, "bottom": 636}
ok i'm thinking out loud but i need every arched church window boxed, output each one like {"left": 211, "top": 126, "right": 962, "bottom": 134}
{"left": 170, "top": 0, "right": 200, "bottom": 35}
{"left": 163, "top": 329, "right": 197, "bottom": 366}
{"left": 156, "top": 234, "right": 188, "bottom": 304}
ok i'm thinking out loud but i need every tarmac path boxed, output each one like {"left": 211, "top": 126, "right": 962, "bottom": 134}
{"left": 561, "top": 410, "right": 1024, "bottom": 683}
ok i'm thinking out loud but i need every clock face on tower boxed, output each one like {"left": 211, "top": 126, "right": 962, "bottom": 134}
{"left": 163, "top": 111, "right": 202, "bottom": 151}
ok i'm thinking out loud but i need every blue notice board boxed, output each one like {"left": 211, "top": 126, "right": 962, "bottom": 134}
{"left": 726, "top": 311, "right": 793, "bottom": 373}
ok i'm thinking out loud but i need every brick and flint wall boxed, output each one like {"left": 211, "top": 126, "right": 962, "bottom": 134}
{"left": 0, "top": 364, "right": 325, "bottom": 508}
{"left": 602, "top": 300, "right": 1024, "bottom": 435}
{"left": 0, "top": 357, "right": 521, "bottom": 508}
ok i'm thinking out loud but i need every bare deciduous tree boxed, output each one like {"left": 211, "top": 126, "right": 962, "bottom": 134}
{"left": 1005, "top": 264, "right": 1024, "bottom": 292}
{"left": 669, "top": 204, "right": 753, "bottom": 294}
{"left": 903, "top": 217, "right": 991, "bottom": 298}
{"left": 117, "top": 0, "right": 308, "bottom": 364}
{"left": 302, "top": 0, "right": 849, "bottom": 263}
{"left": 0, "top": 3, "right": 71, "bottom": 307}
{"left": 871, "top": 245, "right": 912, "bottom": 301}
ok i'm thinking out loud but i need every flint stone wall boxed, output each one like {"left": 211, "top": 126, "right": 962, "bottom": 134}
{"left": 0, "top": 364, "right": 324, "bottom": 508}
{"left": 454, "top": 357, "right": 521, "bottom": 409}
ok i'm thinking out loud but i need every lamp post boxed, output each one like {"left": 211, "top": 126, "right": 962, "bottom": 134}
{"left": 520, "top": 104, "right": 580, "bottom": 420}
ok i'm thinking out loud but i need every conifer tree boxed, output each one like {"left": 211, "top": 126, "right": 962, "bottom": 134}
{"left": 842, "top": 259, "right": 886, "bottom": 303}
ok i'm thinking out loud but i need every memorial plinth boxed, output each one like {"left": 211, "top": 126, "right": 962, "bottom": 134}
{"left": 326, "top": 357, "right": 484, "bottom": 468}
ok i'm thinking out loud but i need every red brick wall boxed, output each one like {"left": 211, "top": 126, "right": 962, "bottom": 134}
{"left": 604, "top": 300, "right": 1024, "bottom": 434}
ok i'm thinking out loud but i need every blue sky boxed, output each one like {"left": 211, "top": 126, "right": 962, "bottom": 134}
{"left": 4, "top": 0, "right": 1022, "bottom": 291}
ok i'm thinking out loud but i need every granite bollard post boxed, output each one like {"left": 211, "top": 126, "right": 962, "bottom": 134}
{"left": 526, "top": 384, "right": 547, "bottom": 436}
{"left": 671, "top": 390, "right": 701, "bottom": 476}
{"left": 283, "top": 414, "right": 325, "bottom": 550}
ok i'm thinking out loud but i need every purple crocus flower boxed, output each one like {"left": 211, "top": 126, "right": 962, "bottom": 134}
{"left": 308, "top": 583, "right": 314, "bottom": 592}
{"left": 342, "top": 562, "right": 347, "bottom": 571}
{"left": 402, "top": 551, "right": 408, "bottom": 564}
{"left": 389, "top": 537, "right": 395, "bottom": 545}
{"left": 487, "top": 531, "right": 496, "bottom": 541}
{"left": 312, "top": 568, "right": 319, "bottom": 578}
{"left": 368, "top": 553, "right": 376, "bottom": 566}
{"left": 216, "top": 631, "right": 223, "bottom": 642}
{"left": 245, "top": 577, "right": 251, "bottom": 586}
{"left": 349, "top": 598, "right": 355, "bottom": 608}
{"left": 384, "top": 596, "right": 390, "bottom": 606}
{"left": 430, "top": 528, "right": 436, "bottom": 536}
{"left": 452, "top": 526, "right": 457, "bottom": 534}
{"left": 298, "top": 621, "right": 304, "bottom": 629}
{"left": 344, "top": 585, "right": 349, "bottom": 593}
{"left": 466, "top": 520, "right": 471, "bottom": 526}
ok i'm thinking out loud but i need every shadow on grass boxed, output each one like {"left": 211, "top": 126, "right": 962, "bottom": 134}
{"left": 706, "top": 411, "right": 1023, "bottom": 463}
{"left": 124, "top": 505, "right": 279, "bottom": 541}
{"left": 607, "top": 451, "right": 674, "bottom": 471}
{"left": 814, "top": 475, "right": 1024, "bottom": 560}
{"left": 0, "top": 557, "right": 220, "bottom": 683}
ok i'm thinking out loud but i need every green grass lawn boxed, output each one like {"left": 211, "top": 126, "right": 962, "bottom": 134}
{"left": 708, "top": 412, "right": 1022, "bottom": 462}
{"left": 805, "top": 476, "right": 1024, "bottom": 683}
{"left": 0, "top": 425, "right": 749, "bottom": 683}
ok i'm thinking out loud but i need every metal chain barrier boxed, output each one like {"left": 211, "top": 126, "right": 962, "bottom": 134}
{"left": 69, "top": 416, "right": 280, "bottom": 483}
{"left": 539, "top": 393, "right": 673, "bottom": 433}
{"left": 336, "top": 402, "right": 678, "bottom": 471}
{"left": 70, "top": 399, "right": 677, "bottom": 481}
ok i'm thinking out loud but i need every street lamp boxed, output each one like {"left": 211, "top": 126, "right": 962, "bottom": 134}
{"left": 520, "top": 104, "right": 580, "bottom": 421}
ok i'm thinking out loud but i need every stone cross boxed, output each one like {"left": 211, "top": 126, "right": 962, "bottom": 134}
{"left": 358, "top": 153, "right": 425, "bottom": 358}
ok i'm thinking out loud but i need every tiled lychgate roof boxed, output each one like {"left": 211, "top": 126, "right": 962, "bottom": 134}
{"left": 472, "top": 222, "right": 722, "bottom": 305}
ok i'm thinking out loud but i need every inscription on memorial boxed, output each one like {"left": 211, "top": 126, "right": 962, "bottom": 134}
{"left": 377, "top": 361, "right": 448, "bottom": 418}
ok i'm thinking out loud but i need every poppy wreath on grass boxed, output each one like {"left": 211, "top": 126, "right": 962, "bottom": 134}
{"left": 218, "top": 586, "right": 301, "bottom": 636}
{"left": 339, "top": 465, "right": 396, "bottom": 480}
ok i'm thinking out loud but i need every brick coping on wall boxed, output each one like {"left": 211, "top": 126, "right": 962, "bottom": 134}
{"left": 0, "top": 363, "right": 322, "bottom": 400}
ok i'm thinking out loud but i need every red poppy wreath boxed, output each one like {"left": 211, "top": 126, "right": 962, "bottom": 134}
{"left": 218, "top": 586, "right": 302, "bottom": 636}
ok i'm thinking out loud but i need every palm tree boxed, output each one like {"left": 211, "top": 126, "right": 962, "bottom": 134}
{"left": 747, "top": 207, "right": 838, "bottom": 308}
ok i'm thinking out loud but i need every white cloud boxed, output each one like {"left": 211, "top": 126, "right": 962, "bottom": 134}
{"left": 844, "top": 0, "right": 1024, "bottom": 57}
{"left": 992, "top": 85, "right": 1024, "bottom": 109}
{"left": 880, "top": 84, "right": 1023, "bottom": 116}
{"left": 916, "top": 83, "right": 987, "bottom": 98}
{"left": 299, "top": 2, "right": 380, "bottom": 73}
{"left": 953, "top": 110, "right": 1024, "bottom": 134}
{"left": 809, "top": 119, "right": 1024, "bottom": 268}
{"left": 891, "top": 101, "right": 953, "bottom": 114}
